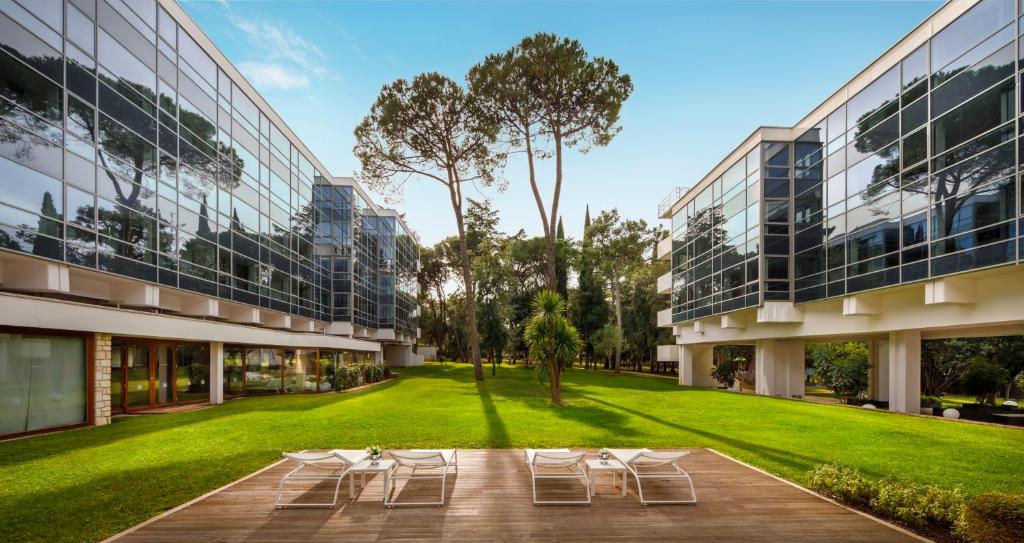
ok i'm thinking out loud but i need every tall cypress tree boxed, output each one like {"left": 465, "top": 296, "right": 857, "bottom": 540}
{"left": 570, "top": 205, "right": 609, "bottom": 368}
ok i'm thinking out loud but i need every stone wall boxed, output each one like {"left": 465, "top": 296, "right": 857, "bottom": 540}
{"left": 93, "top": 333, "right": 112, "bottom": 425}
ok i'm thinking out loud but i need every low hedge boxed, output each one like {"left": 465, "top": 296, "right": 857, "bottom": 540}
{"left": 959, "top": 492, "right": 1024, "bottom": 543}
{"left": 807, "top": 464, "right": 971, "bottom": 539}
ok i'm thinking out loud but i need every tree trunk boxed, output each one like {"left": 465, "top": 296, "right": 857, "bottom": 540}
{"left": 449, "top": 183, "right": 483, "bottom": 381}
{"left": 550, "top": 362, "right": 561, "bottom": 405}
{"left": 545, "top": 131, "right": 565, "bottom": 291}
{"left": 612, "top": 279, "right": 623, "bottom": 373}
{"left": 491, "top": 350, "right": 496, "bottom": 376}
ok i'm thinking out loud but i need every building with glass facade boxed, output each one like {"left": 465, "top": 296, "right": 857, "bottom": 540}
{"left": 656, "top": 0, "right": 1024, "bottom": 414}
{"left": 0, "top": 0, "right": 419, "bottom": 438}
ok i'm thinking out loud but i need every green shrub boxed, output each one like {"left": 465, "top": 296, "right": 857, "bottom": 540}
{"left": 807, "top": 342, "right": 871, "bottom": 404}
{"left": 331, "top": 366, "right": 361, "bottom": 390}
{"left": 920, "top": 395, "right": 942, "bottom": 409}
{"left": 869, "top": 477, "right": 964, "bottom": 530}
{"left": 807, "top": 465, "right": 876, "bottom": 507}
{"left": 959, "top": 492, "right": 1024, "bottom": 543}
{"left": 710, "top": 357, "right": 743, "bottom": 388}
{"left": 960, "top": 356, "right": 1010, "bottom": 406}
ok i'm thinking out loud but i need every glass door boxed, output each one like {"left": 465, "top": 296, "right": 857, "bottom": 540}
{"left": 111, "top": 343, "right": 124, "bottom": 413}
{"left": 124, "top": 344, "right": 151, "bottom": 409}
{"left": 175, "top": 344, "right": 210, "bottom": 403}
{"left": 154, "top": 344, "right": 174, "bottom": 405}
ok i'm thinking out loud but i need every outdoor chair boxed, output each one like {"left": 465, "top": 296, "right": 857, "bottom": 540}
{"left": 384, "top": 449, "right": 458, "bottom": 507}
{"left": 274, "top": 449, "right": 368, "bottom": 508}
{"left": 525, "top": 448, "right": 591, "bottom": 505}
{"left": 608, "top": 448, "right": 696, "bottom": 505}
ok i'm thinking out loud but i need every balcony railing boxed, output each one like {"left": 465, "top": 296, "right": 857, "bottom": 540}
{"left": 657, "top": 186, "right": 690, "bottom": 219}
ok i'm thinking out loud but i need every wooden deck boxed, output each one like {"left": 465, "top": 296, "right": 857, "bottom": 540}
{"left": 110, "top": 449, "right": 922, "bottom": 543}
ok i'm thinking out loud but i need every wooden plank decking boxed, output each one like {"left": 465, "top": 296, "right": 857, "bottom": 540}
{"left": 110, "top": 449, "right": 922, "bottom": 543}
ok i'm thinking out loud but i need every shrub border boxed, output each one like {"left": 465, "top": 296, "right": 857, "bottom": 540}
{"left": 705, "top": 449, "right": 932, "bottom": 542}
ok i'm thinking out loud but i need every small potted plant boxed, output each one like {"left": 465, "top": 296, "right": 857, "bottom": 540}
{"left": 367, "top": 445, "right": 383, "bottom": 464}
{"left": 598, "top": 448, "right": 611, "bottom": 464}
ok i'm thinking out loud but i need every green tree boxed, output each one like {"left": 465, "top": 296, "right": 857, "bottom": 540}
{"left": 468, "top": 33, "right": 633, "bottom": 290}
{"left": 588, "top": 209, "right": 662, "bottom": 372}
{"left": 417, "top": 243, "right": 452, "bottom": 354}
{"left": 807, "top": 342, "right": 871, "bottom": 404}
{"left": 524, "top": 290, "right": 583, "bottom": 405}
{"left": 621, "top": 260, "right": 668, "bottom": 371}
{"left": 479, "top": 298, "right": 510, "bottom": 376}
{"left": 590, "top": 324, "right": 621, "bottom": 369}
{"left": 354, "top": 73, "right": 505, "bottom": 381}
{"left": 961, "top": 356, "right": 1010, "bottom": 406}
{"left": 570, "top": 206, "right": 609, "bottom": 368}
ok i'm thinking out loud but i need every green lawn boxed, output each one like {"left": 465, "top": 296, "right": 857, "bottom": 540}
{"left": 1, "top": 363, "right": 1021, "bottom": 542}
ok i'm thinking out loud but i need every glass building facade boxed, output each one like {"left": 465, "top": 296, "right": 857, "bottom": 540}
{"left": 0, "top": 0, "right": 416, "bottom": 329}
{"left": 313, "top": 183, "right": 420, "bottom": 333}
{"left": 668, "top": 0, "right": 1023, "bottom": 324}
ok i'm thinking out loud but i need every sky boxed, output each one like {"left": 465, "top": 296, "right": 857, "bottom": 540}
{"left": 181, "top": 0, "right": 941, "bottom": 246}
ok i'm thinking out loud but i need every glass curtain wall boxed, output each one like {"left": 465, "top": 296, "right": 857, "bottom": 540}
{"left": 0, "top": 0, "right": 330, "bottom": 322}
{"left": 793, "top": 0, "right": 1020, "bottom": 303}
{"left": 0, "top": 332, "right": 86, "bottom": 435}
{"left": 670, "top": 149, "right": 761, "bottom": 322}
{"left": 175, "top": 344, "right": 209, "bottom": 402}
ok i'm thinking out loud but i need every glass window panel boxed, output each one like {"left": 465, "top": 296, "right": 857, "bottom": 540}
{"left": 930, "top": 0, "right": 1013, "bottom": 73}
{"left": 932, "top": 42, "right": 1014, "bottom": 119}
{"left": 97, "top": 29, "right": 156, "bottom": 100}
{"left": 902, "top": 44, "right": 927, "bottom": 90}
{"left": 67, "top": 3, "right": 94, "bottom": 55}
{"left": 178, "top": 29, "right": 216, "bottom": 84}
{"left": 847, "top": 66, "right": 898, "bottom": 134}
{"left": 0, "top": 334, "right": 87, "bottom": 435}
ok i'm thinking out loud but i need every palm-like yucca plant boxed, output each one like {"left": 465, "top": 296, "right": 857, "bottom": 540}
{"left": 524, "top": 290, "right": 583, "bottom": 405}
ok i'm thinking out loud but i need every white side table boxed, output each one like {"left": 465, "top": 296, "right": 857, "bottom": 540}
{"left": 585, "top": 458, "right": 627, "bottom": 496}
{"left": 349, "top": 459, "right": 396, "bottom": 502}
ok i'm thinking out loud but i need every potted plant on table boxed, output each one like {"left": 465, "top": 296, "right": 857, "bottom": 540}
{"left": 367, "top": 445, "right": 383, "bottom": 464}
{"left": 598, "top": 448, "right": 611, "bottom": 464}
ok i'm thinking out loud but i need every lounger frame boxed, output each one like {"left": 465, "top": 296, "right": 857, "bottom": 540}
{"left": 622, "top": 451, "right": 697, "bottom": 505}
{"left": 384, "top": 449, "right": 458, "bottom": 507}
{"left": 274, "top": 451, "right": 359, "bottom": 508}
{"left": 525, "top": 449, "right": 591, "bottom": 506}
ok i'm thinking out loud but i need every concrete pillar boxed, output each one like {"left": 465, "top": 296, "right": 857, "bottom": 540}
{"left": 384, "top": 344, "right": 413, "bottom": 367}
{"left": 374, "top": 350, "right": 383, "bottom": 363}
{"left": 755, "top": 338, "right": 805, "bottom": 398}
{"left": 209, "top": 341, "right": 224, "bottom": 405}
{"left": 868, "top": 339, "right": 890, "bottom": 402}
{"left": 679, "top": 344, "right": 715, "bottom": 387}
{"left": 888, "top": 330, "right": 921, "bottom": 414}
{"left": 93, "top": 333, "right": 112, "bottom": 426}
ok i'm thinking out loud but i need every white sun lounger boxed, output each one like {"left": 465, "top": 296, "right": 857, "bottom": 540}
{"left": 608, "top": 448, "right": 696, "bottom": 505}
{"left": 274, "top": 449, "right": 368, "bottom": 508}
{"left": 384, "top": 449, "right": 458, "bottom": 507}
{"left": 525, "top": 448, "right": 591, "bottom": 505}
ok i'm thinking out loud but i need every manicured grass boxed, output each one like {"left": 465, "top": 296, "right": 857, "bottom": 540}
{"left": 1, "top": 363, "right": 1021, "bottom": 542}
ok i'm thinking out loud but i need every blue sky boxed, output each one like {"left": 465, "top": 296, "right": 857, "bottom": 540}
{"left": 181, "top": 0, "right": 940, "bottom": 245}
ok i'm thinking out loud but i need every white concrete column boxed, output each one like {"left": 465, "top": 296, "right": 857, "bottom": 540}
{"left": 679, "top": 344, "right": 714, "bottom": 387}
{"left": 869, "top": 339, "right": 890, "bottom": 402}
{"left": 209, "top": 341, "right": 224, "bottom": 405}
{"left": 888, "top": 330, "right": 921, "bottom": 414}
{"left": 755, "top": 338, "right": 805, "bottom": 398}
{"left": 374, "top": 350, "right": 383, "bottom": 363}
{"left": 93, "top": 333, "right": 112, "bottom": 426}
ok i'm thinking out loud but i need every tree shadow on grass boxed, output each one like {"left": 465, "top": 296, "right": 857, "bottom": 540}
{"left": 0, "top": 379, "right": 401, "bottom": 466}
{"left": 477, "top": 382, "right": 511, "bottom": 448}
{"left": 578, "top": 394, "right": 834, "bottom": 476}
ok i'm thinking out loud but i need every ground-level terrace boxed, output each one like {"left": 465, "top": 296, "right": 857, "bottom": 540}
{"left": 0, "top": 283, "right": 418, "bottom": 438}
{"left": 106, "top": 449, "right": 922, "bottom": 543}
{"left": 661, "top": 264, "right": 1024, "bottom": 417}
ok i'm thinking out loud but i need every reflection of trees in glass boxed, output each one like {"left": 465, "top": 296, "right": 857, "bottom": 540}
{"left": 856, "top": 63, "right": 1015, "bottom": 253}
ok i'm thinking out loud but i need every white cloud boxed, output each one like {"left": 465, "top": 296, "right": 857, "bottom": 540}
{"left": 214, "top": 3, "right": 331, "bottom": 91}
{"left": 238, "top": 62, "right": 310, "bottom": 90}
